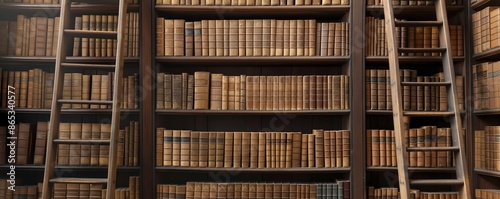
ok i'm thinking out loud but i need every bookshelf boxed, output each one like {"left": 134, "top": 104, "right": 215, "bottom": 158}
{"left": 0, "top": 1, "right": 142, "bottom": 197}
{"left": 470, "top": 0, "right": 500, "bottom": 194}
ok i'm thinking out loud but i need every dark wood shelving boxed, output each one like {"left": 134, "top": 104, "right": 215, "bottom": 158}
{"left": 0, "top": 165, "right": 139, "bottom": 171}
{"left": 155, "top": 5, "right": 350, "bottom": 18}
{"left": 471, "top": 0, "right": 496, "bottom": 10}
{"left": 0, "top": 3, "right": 140, "bottom": 13}
{"left": 367, "top": 166, "right": 457, "bottom": 172}
{"left": 366, "top": 56, "right": 465, "bottom": 64}
{"left": 156, "top": 167, "right": 350, "bottom": 172}
{"left": 475, "top": 169, "right": 500, "bottom": 178}
{"left": 156, "top": 56, "right": 350, "bottom": 65}
{"left": 0, "top": 56, "right": 140, "bottom": 63}
{"left": 474, "top": 109, "right": 500, "bottom": 116}
{"left": 0, "top": 108, "right": 139, "bottom": 114}
{"left": 156, "top": 109, "right": 350, "bottom": 115}
{"left": 366, "top": 5, "right": 463, "bottom": 18}
{"left": 473, "top": 47, "right": 500, "bottom": 61}
{"left": 366, "top": 110, "right": 466, "bottom": 116}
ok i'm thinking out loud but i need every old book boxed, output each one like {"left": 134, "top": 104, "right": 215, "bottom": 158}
{"left": 210, "top": 73, "right": 223, "bottom": 110}
{"left": 284, "top": 20, "right": 290, "bottom": 56}
{"left": 215, "top": 20, "right": 224, "bottom": 56}
{"left": 253, "top": 19, "right": 263, "bottom": 56}
{"left": 57, "top": 123, "right": 70, "bottom": 165}
{"left": 258, "top": 132, "right": 267, "bottom": 168}
{"left": 198, "top": 132, "right": 209, "bottom": 167}
{"left": 233, "top": 132, "right": 242, "bottom": 168}
{"left": 285, "top": 133, "right": 293, "bottom": 168}
{"left": 229, "top": 76, "right": 236, "bottom": 110}
{"left": 208, "top": 132, "right": 217, "bottom": 167}
{"left": 409, "top": 129, "right": 417, "bottom": 167}
{"left": 370, "top": 130, "right": 379, "bottom": 166}
{"left": 172, "top": 74, "right": 182, "bottom": 109}
{"left": 272, "top": 76, "right": 279, "bottom": 110}
{"left": 69, "top": 123, "right": 82, "bottom": 166}
{"left": 99, "top": 75, "right": 109, "bottom": 109}
{"left": 156, "top": 128, "right": 164, "bottom": 166}
{"left": 189, "top": 131, "right": 200, "bottom": 167}
{"left": 342, "top": 130, "right": 350, "bottom": 167}
{"left": 250, "top": 133, "right": 259, "bottom": 168}
{"left": 164, "top": 74, "right": 172, "bottom": 109}
{"left": 185, "top": 22, "right": 194, "bottom": 56}
{"left": 156, "top": 18, "right": 165, "bottom": 56}
{"left": 172, "top": 130, "right": 181, "bottom": 167}
{"left": 194, "top": 71, "right": 210, "bottom": 110}
{"left": 307, "top": 134, "right": 315, "bottom": 167}
{"left": 99, "top": 124, "right": 111, "bottom": 166}
{"left": 235, "top": 76, "right": 241, "bottom": 110}
{"left": 312, "top": 129, "right": 324, "bottom": 168}
{"left": 173, "top": 20, "right": 185, "bottom": 56}
{"left": 241, "top": 132, "right": 251, "bottom": 168}
{"left": 180, "top": 130, "right": 191, "bottom": 167}
{"left": 215, "top": 132, "right": 225, "bottom": 168}
{"left": 240, "top": 75, "right": 246, "bottom": 110}
{"left": 222, "top": 76, "right": 229, "bottom": 110}
{"left": 193, "top": 21, "right": 202, "bottom": 56}
{"left": 164, "top": 19, "right": 174, "bottom": 56}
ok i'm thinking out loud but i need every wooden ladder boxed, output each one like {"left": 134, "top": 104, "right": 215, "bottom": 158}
{"left": 42, "top": 0, "right": 128, "bottom": 199}
{"left": 382, "top": 0, "right": 471, "bottom": 199}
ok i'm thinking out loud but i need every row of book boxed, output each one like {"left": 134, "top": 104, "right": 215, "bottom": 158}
{"left": 476, "top": 189, "right": 500, "bottom": 199}
{"left": 156, "top": 19, "right": 350, "bottom": 57}
{"left": 472, "top": 61, "right": 500, "bottom": 110}
{"left": 474, "top": 126, "right": 500, "bottom": 172}
{"left": 365, "top": 69, "right": 465, "bottom": 111}
{"left": 366, "top": 17, "right": 464, "bottom": 57}
{"left": 366, "top": 126, "right": 455, "bottom": 168}
{"left": 73, "top": 13, "right": 140, "bottom": 58}
{"left": 0, "top": 0, "right": 140, "bottom": 4}
{"left": 157, "top": 181, "right": 350, "bottom": 199}
{"left": 0, "top": 69, "right": 140, "bottom": 110}
{"left": 156, "top": 129, "right": 350, "bottom": 168}
{"left": 367, "top": 0, "right": 463, "bottom": 5}
{"left": 53, "top": 176, "right": 140, "bottom": 199}
{"left": 0, "top": 121, "right": 139, "bottom": 167}
{"left": 157, "top": 72, "right": 350, "bottom": 111}
{"left": 472, "top": 7, "right": 500, "bottom": 55}
{"left": 367, "top": 187, "right": 459, "bottom": 199}
{"left": 0, "top": 14, "right": 138, "bottom": 57}
{"left": 156, "top": 0, "right": 348, "bottom": 5}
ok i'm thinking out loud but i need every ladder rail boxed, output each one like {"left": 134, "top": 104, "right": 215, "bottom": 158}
{"left": 382, "top": 0, "right": 411, "bottom": 199}
{"left": 106, "top": 0, "right": 128, "bottom": 198}
{"left": 435, "top": 1, "right": 472, "bottom": 198}
{"left": 42, "top": 0, "right": 71, "bottom": 198}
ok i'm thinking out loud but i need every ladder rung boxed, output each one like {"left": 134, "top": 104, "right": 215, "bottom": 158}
{"left": 57, "top": 100, "right": 113, "bottom": 105}
{"left": 403, "top": 111, "right": 454, "bottom": 117}
{"left": 64, "top": 30, "right": 117, "bottom": 39}
{"left": 395, "top": 21, "right": 443, "bottom": 27}
{"left": 61, "top": 63, "right": 116, "bottom": 70}
{"left": 410, "top": 179, "right": 463, "bottom": 186}
{"left": 399, "top": 48, "right": 447, "bottom": 54}
{"left": 401, "top": 82, "right": 451, "bottom": 86}
{"left": 53, "top": 139, "right": 110, "bottom": 145}
{"left": 406, "top": 147, "right": 460, "bottom": 151}
{"left": 50, "top": 178, "right": 108, "bottom": 184}
{"left": 70, "top": 0, "right": 119, "bottom": 4}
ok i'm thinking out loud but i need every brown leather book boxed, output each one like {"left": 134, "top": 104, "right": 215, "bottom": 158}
{"left": 414, "top": 27, "right": 424, "bottom": 56}
{"left": 215, "top": 132, "right": 225, "bottom": 168}
{"left": 424, "top": 126, "right": 432, "bottom": 167}
{"left": 235, "top": 76, "right": 241, "bottom": 110}
{"left": 156, "top": 18, "right": 165, "bottom": 56}
{"left": 242, "top": 132, "right": 251, "bottom": 168}
{"left": 71, "top": 73, "right": 82, "bottom": 109}
{"left": 215, "top": 20, "right": 224, "bottom": 56}
{"left": 308, "top": 75, "right": 316, "bottom": 110}
{"left": 313, "top": 129, "right": 324, "bottom": 168}
{"left": 370, "top": 130, "right": 379, "bottom": 166}
{"left": 185, "top": 22, "right": 194, "bottom": 56}
{"left": 315, "top": 75, "right": 322, "bottom": 110}
{"left": 193, "top": 71, "right": 210, "bottom": 110}
{"left": 423, "top": 76, "right": 431, "bottom": 111}
{"left": 222, "top": 75, "right": 229, "bottom": 110}
{"left": 208, "top": 132, "right": 217, "bottom": 167}
{"left": 228, "top": 20, "right": 239, "bottom": 57}
{"left": 342, "top": 130, "right": 350, "bottom": 168}
{"left": 422, "top": 27, "right": 431, "bottom": 56}
{"left": 415, "top": 127, "right": 425, "bottom": 167}
{"left": 209, "top": 73, "right": 222, "bottom": 110}
{"left": 57, "top": 123, "right": 70, "bottom": 165}
{"left": 262, "top": 20, "right": 271, "bottom": 56}
{"left": 272, "top": 76, "right": 279, "bottom": 110}
{"left": 385, "top": 130, "right": 392, "bottom": 167}
{"left": 264, "top": 76, "right": 273, "bottom": 110}
{"left": 99, "top": 124, "right": 111, "bottom": 166}
{"left": 170, "top": 130, "right": 181, "bottom": 167}
{"left": 285, "top": 133, "right": 293, "bottom": 168}
{"left": 275, "top": 20, "right": 284, "bottom": 56}
{"left": 301, "top": 134, "right": 308, "bottom": 167}
{"left": 224, "top": 132, "right": 233, "bottom": 168}
{"left": 245, "top": 76, "right": 253, "bottom": 110}
{"left": 271, "top": 133, "right": 277, "bottom": 168}
{"left": 208, "top": 20, "right": 217, "bottom": 56}
{"left": 259, "top": 76, "right": 266, "bottom": 110}
{"left": 245, "top": 20, "right": 254, "bottom": 56}
{"left": 198, "top": 132, "right": 209, "bottom": 167}
{"left": 284, "top": 20, "right": 290, "bottom": 56}
{"left": 171, "top": 74, "right": 182, "bottom": 110}
{"left": 250, "top": 132, "right": 259, "bottom": 168}
{"left": 365, "top": 130, "right": 372, "bottom": 167}
{"left": 156, "top": 73, "right": 165, "bottom": 109}
{"left": 233, "top": 132, "right": 242, "bottom": 167}
{"left": 379, "top": 130, "right": 386, "bottom": 167}
{"left": 289, "top": 20, "right": 298, "bottom": 56}
{"left": 278, "top": 76, "right": 285, "bottom": 110}
{"left": 266, "top": 133, "right": 272, "bottom": 168}
{"left": 99, "top": 75, "right": 109, "bottom": 109}
{"left": 253, "top": 19, "right": 263, "bottom": 56}
{"left": 332, "top": 75, "right": 341, "bottom": 110}
{"left": 68, "top": 123, "right": 82, "bottom": 166}
{"left": 174, "top": 21, "right": 184, "bottom": 54}
{"left": 302, "top": 76, "right": 310, "bottom": 109}
{"left": 224, "top": 20, "right": 230, "bottom": 56}
{"left": 180, "top": 130, "right": 191, "bottom": 167}
{"left": 156, "top": 128, "right": 164, "bottom": 166}
{"left": 376, "top": 70, "right": 386, "bottom": 110}
{"left": 307, "top": 134, "right": 315, "bottom": 167}
{"left": 238, "top": 20, "right": 246, "bottom": 56}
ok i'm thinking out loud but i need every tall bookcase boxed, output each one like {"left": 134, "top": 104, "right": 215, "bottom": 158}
{"left": 470, "top": 0, "right": 500, "bottom": 194}
{"left": 0, "top": 0, "right": 141, "bottom": 191}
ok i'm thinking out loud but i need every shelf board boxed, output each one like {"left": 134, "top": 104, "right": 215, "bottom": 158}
{"left": 366, "top": 56, "right": 465, "bottom": 64}
{"left": 366, "top": 110, "right": 466, "bottom": 116}
{"left": 472, "top": 0, "right": 497, "bottom": 10}
{"left": 156, "top": 109, "right": 350, "bottom": 115}
{"left": 0, "top": 3, "right": 140, "bottom": 12}
{"left": 473, "top": 47, "right": 500, "bottom": 61}
{"left": 0, "top": 165, "right": 139, "bottom": 171}
{"left": 0, "top": 108, "right": 139, "bottom": 114}
{"left": 366, "top": 5, "right": 463, "bottom": 17}
{"left": 475, "top": 169, "right": 500, "bottom": 178}
{"left": 0, "top": 56, "right": 139, "bottom": 63}
{"left": 155, "top": 5, "right": 350, "bottom": 17}
{"left": 474, "top": 109, "right": 500, "bottom": 116}
{"left": 156, "top": 167, "right": 350, "bottom": 172}
{"left": 156, "top": 56, "right": 350, "bottom": 65}
{"left": 367, "top": 166, "right": 456, "bottom": 172}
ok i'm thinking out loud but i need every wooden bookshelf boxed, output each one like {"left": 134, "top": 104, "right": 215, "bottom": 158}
{"left": 156, "top": 56, "right": 350, "bottom": 64}
{"left": 472, "top": 47, "right": 500, "bottom": 62}
{"left": 365, "top": 56, "right": 465, "bottom": 64}
{"left": 471, "top": 0, "right": 495, "bottom": 10}
{"left": 475, "top": 169, "right": 500, "bottom": 178}
{"left": 0, "top": 165, "right": 140, "bottom": 171}
{"left": 156, "top": 167, "right": 351, "bottom": 172}
{"left": 0, "top": 108, "right": 139, "bottom": 114}
{"left": 0, "top": 56, "right": 140, "bottom": 63}
{"left": 156, "top": 109, "right": 351, "bottom": 115}
{"left": 367, "top": 167, "right": 457, "bottom": 172}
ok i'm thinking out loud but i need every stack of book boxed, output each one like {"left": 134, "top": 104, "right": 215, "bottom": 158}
{"left": 155, "top": 0, "right": 349, "bottom": 5}
{"left": 366, "top": 17, "right": 463, "bottom": 57}
{"left": 366, "top": 126, "right": 455, "bottom": 168}
{"left": 473, "top": 7, "right": 500, "bottom": 55}
{"left": 367, "top": 187, "right": 459, "bottom": 199}
{"left": 156, "top": 19, "right": 350, "bottom": 57}
{"left": 0, "top": 69, "right": 140, "bottom": 110}
{"left": 473, "top": 61, "right": 500, "bottom": 110}
{"left": 157, "top": 181, "right": 350, "bottom": 199}
{"left": 156, "top": 129, "right": 350, "bottom": 168}
{"left": 474, "top": 126, "right": 500, "bottom": 172}
{"left": 157, "top": 72, "right": 350, "bottom": 111}
{"left": 52, "top": 176, "right": 140, "bottom": 199}
{"left": 0, "top": 121, "right": 139, "bottom": 167}
{"left": 365, "top": 69, "right": 465, "bottom": 111}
